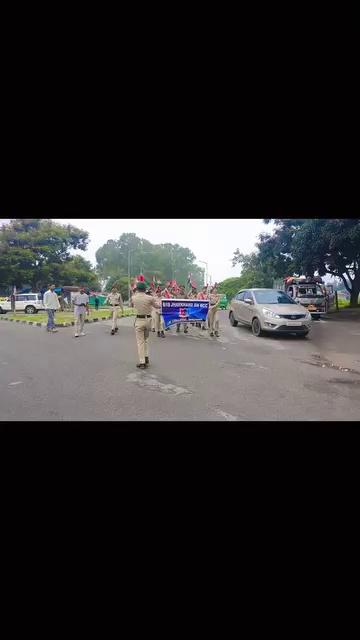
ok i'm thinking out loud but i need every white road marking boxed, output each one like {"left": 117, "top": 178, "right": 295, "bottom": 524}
{"left": 216, "top": 410, "right": 238, "bottom": 421}
{"left": 8, "top": 381, "right": 23, "bottom": 386}
{"left": 126, "top": 372, "right": 191, "bottom": 396}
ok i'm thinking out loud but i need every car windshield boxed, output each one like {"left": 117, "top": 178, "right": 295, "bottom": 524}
{"left": 253, "top": 290, "right": 297, "bottom": 305}
{"left": 298, "top": 286, "right": 324, "bottom": 298}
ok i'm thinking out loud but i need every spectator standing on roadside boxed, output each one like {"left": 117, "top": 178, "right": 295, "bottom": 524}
{"left": 73, "top": 286, "right": 89, "bottom": 338}
{"left": 94, "top": 295, "right": 100, "bottom": 311}
{"left": 43, "top": 284, "right": 60, "bottom": 333}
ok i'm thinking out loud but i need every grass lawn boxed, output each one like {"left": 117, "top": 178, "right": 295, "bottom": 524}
{"left": 5, "top": 307, "right": 136, "bottom": 324}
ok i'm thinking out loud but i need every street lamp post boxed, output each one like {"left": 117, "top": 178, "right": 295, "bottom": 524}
{"left": 128, "top": 248, "right": 133, "bottom": 302}
{"left": 198, "top": 260, "right": 208, "bottom": 287}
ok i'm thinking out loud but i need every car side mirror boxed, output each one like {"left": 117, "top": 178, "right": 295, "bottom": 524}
{"left": 244, "top": 298, "right": 253, "bottom": 305}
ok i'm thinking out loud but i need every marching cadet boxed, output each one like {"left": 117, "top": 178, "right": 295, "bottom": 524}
{"left": 208, "top": 285, "right": 221, "bottom": 337}
{"left": 106, "top": 286, "right": 124, "bottom": 335}
{"left": 185, "top": 286, "right": 198, "bottom": 330}
{"left": 155, "top": 287, "right": 166, "bottom": 338}
{"left": 197, "top": 286, "right": 208, "bottom": 330}
{"left": 131, "top": 280, "right": 160, "bottom": 369}
{"left": 175, "top": 285, "right": 188, "bottom": 334}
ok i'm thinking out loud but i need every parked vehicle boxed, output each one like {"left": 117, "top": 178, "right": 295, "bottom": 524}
{"left": 283, "top": 276, "right": 326, "bottom": 319}
{"left": 229, "top": 288, "right": 312, "bottom": 337}
{"left": 0, "top": 293, "right": 44, "bottom": 314}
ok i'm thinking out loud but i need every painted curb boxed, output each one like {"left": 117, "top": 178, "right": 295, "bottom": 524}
{"left": 1, "top": 314, "right": 135, "bottom": 328}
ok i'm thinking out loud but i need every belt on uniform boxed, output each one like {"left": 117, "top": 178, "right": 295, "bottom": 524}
{"left": 136, "top": 314, "right": 152, "bottom": 318}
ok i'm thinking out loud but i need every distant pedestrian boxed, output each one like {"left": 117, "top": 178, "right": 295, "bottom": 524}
{"left": 94, "top": 296, "right": 100, "bottom": 311}
{"left": 43, "top": 284, "right": 60, "bottom": 333}
{"left": 73, "top": 286, "right": 89, "bottom": 338}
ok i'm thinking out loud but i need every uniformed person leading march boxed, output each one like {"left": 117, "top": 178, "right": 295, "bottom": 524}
{"left": 131, "top": 280, "right": 160, "bottom": 368}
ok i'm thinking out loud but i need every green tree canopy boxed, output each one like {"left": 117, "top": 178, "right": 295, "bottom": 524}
{"left": 95, "top": 233, "right": 204, "bottom": 289}
{"left": 260, "top": 218, "right": 360, "bottom": 306}
{"left": 0, "top": 218, "right": 98, "bottom": 290}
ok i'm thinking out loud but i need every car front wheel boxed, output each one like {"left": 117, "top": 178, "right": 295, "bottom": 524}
{"left": 25, "top": 306, "right": 37, "bottom": 314}
{"left": 252, "top": 317, "right": 263, "bottom": 337}
{"left": 229, "top": 311, "right": 238, "bottom": 327}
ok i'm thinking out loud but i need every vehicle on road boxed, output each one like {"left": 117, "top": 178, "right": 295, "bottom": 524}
{"left": 229, "top": 288, "right": 312, "bottom": 337}
{"left": 0, "top": 293, "right": 44, "bottom": 315}
{"left": 283, "top": 276, "right": 326, "bottom": 319}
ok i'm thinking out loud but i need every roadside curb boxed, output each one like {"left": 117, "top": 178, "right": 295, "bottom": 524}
{"left": 0, "top": 314, "right": 135, "bottom": 328}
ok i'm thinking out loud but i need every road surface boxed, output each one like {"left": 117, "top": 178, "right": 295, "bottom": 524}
{"left": 1, "top": 311, "right": 360, "bottom": 422}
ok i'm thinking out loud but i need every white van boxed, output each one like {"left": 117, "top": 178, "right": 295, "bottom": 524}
{"left": 0, "top": 293, "right": 45, "bottom": 315}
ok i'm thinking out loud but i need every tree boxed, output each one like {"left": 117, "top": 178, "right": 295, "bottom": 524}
{"left": 231, "top": 251, "right": 276, "bottom": 288}
{"left": 261, "top": 218, "right": 360, "bottom": 306}
{"left": 59, "top": 256, "right": 100, "bottom": 289}
{"left": 0, "top": 218, "right": 97, "bottom": 290}
{"left": 95, "top": 233, "right": 204, "bottom": 288}
{"left": 217, "top": 277, "right": 245, "bottom": 300}
{"left": 104, "top": 275, "right": 129, "bottom": 300}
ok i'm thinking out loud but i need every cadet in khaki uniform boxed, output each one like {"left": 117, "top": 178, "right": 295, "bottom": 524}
{"left": 131, "top": 281, "right": 160, "bottom": 368}
{"left": 155, "top": 289, "right": 166, "bottom": 338}
{"left": 175, "top": 286, "right": 188, "bottom": 334}
{"left": 106, "top": 286, "right": 124, "bottom": 335}
{"left": 208, "top": 286, "right": 221, "bottom": 337}
{"left": 197, "top": 286, "right": 208, "bottom": 330}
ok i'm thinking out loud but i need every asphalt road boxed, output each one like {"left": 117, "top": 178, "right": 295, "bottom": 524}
{"left": 1, "top": 311, "right": 360, "bottom": 422}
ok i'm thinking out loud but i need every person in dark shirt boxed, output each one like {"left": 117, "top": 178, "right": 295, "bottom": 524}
{"left": 94, "top": 296, "right": 100, "bottom": 311}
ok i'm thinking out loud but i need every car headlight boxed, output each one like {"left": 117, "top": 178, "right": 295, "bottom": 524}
{"left": 263, "top": 308, "right": 280, "bottom": 319}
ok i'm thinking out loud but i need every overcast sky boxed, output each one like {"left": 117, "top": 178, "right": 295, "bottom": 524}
{"left": 54, "top": 218, "right": 274, "bottom": 283}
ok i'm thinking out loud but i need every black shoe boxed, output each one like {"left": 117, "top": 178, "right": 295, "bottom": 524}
{"left": 114, "top": 327, "right": 118, "bottom": 332}
{"left": 215, "top": 331, "right": 220, "bottom": 337}
{"left": 152, "top": 328, "right": 155, "bottom": 332}
{"left": 145, "top": 357, "right": 149, "bottom": 365}
{"left": 111, "top": 329, "right": 115, "bottom": 335}
{"left": 136, "top": 363, "right": 146, "bottom": 369}
{"left": 202, "top": 326, "right": 206, "bottom": 330}
{"left": 210, "top": 331, "right": 214, "bottom": 337}
{"left": 176, "top": 327, "right": 180, "bottom": 333}
{"left": 184, "top": 328, "right": 188, "bottom": 334}
{"left": 160, "top": 331, "right": 165, "bottom": 338}
{"left": 157, "top": 331, "right": 161, "bottom": 337}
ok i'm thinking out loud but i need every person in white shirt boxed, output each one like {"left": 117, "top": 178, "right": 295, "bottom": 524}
{"left": 73, "top": 286, "right": 89, "bottom": 337}
{"left": 43, "top": 284, "right": 60, "bottom": 333}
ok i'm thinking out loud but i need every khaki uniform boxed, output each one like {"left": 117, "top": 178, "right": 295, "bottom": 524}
{"left": 208, "top": 293, "right": 221, "bottom": 334}
{"left": 154, "top": 293, "right": 165, "bottom": 333}
{"left": 107, "top": 292, "right": 124, "bottom": 331}
{"left": 197, "top": 291, "right": 208, "bottom": 329}
{"left": 132, "top": 291, "right": 159, "bottom": 364}
{"left": 175, "top": 292, "right": 188, "bottom": 332}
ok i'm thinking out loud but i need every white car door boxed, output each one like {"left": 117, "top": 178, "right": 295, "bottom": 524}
{"left": 241, "top": 290, "right": 255, "bottom": 324}
{"left": 15, "top": 295, "right": 25, "bottom": 311}
{"left": 236, "top": 291, "right": 250, "bottom": 323}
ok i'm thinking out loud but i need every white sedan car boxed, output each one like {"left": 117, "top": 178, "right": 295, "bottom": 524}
{"left": 229, "top": 288, "right": 312, "bottom": 337}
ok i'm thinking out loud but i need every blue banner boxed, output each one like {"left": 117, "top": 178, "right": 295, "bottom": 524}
{"left": 161, "top": 299, "right": 210, "bottom": 328}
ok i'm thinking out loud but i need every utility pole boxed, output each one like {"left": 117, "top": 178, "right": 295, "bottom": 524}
{"left": 128, "top": 248, "right": 132, "bottom": 302}
{"left": 198, "top": 260, "right": 208, "bottom": 287}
